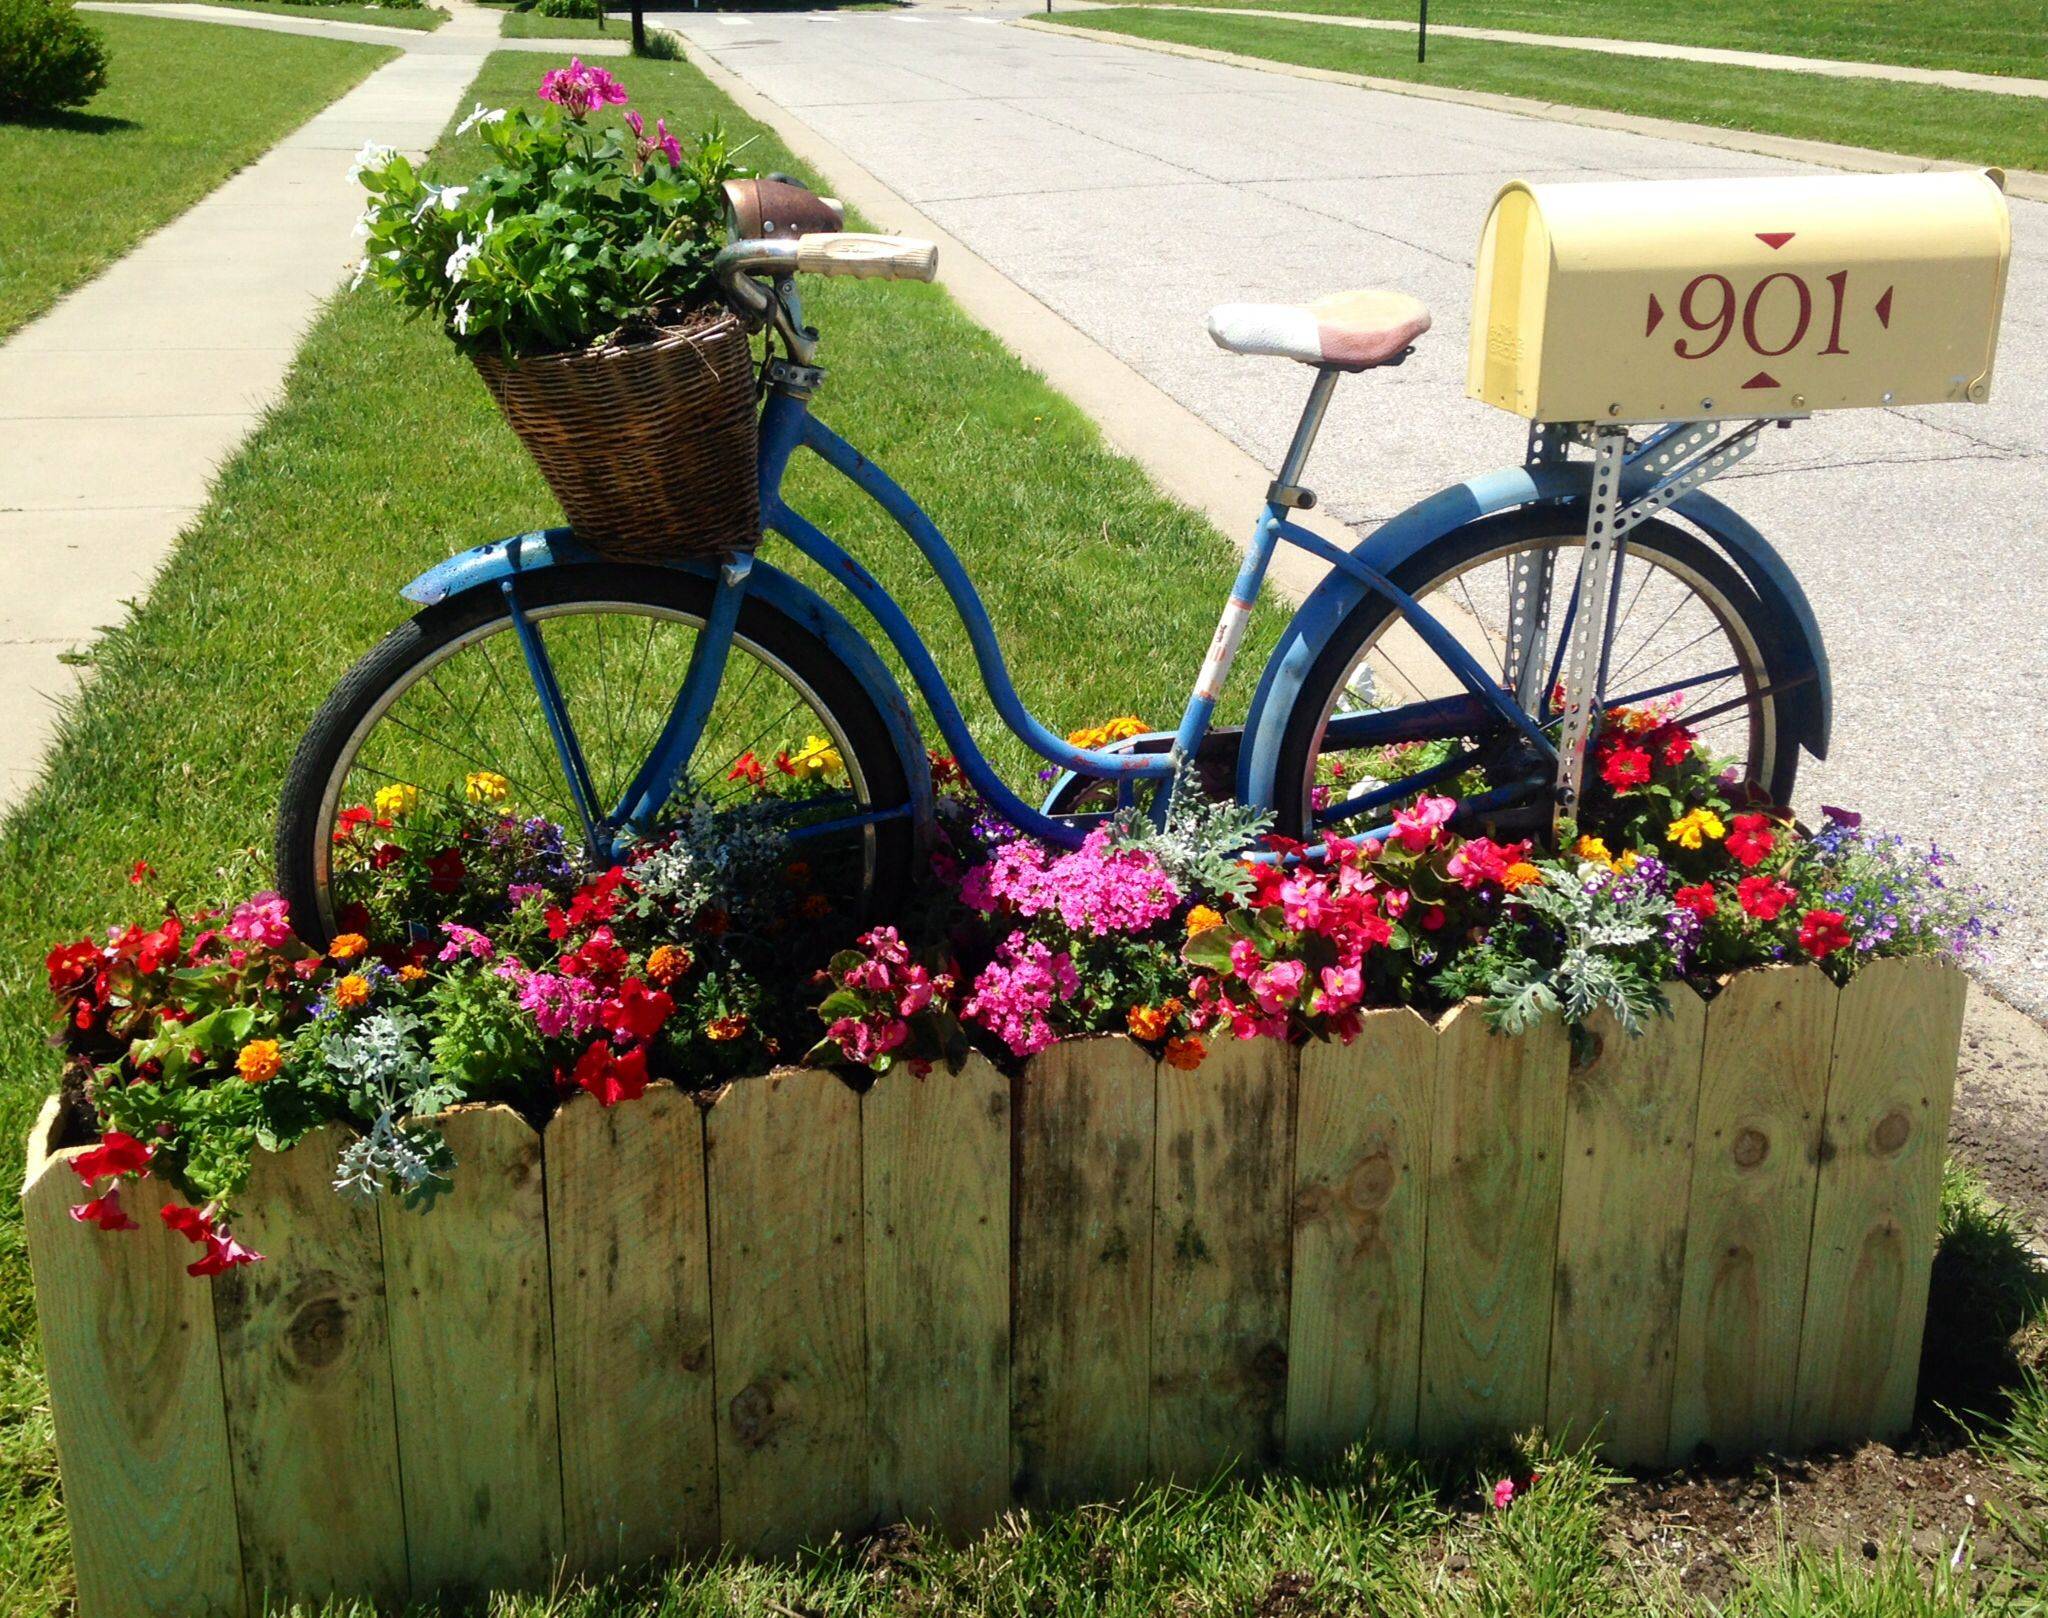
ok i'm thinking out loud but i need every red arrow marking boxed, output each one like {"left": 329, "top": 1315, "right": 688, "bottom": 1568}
{"left": 1756, "top": 231, "right": 1795, "bottom": 250}
{"left": 1875, "top": 286, "right": 1894, "bottom": 327}
{"left": 1741, "top": 370, "right": 1780, "bottom": 390}
{"left": 1646, "top": 292, "right": 1664, "bottom": 336}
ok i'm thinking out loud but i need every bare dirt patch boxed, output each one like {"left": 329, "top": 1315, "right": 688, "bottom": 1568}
{"left": 1952, "top": 985, "right": 2048, "bottom": 1241}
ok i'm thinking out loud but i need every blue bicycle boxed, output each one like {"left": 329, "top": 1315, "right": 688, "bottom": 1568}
{"left": 277, "top": 195, "right": 1827, "bottom": 943}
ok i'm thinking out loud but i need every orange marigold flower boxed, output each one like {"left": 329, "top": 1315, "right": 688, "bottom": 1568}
{"left": 1502, "top": 862, "right": 1544, "bottom": 892}
{"left": 329, "top": 932, "right": 369, "bottom": 962}
{"left": 646, "top": 944, "right": 693, "bottom": 986}
{"left": 236, "top": 1039, "right": 283, "bottom": 1084}
{"left": 1126, "top": 1003, "right": 1172, "bottom": 1042}
{"left": 800, "top": 893, "right": 833, "bottom": 920}
{"left": 398, "top": 964, "right": 428, "bottom": 985}
{"left": 1163, "top": 1035, "right": 1207, "bottom": 1072}
{"left": 1185, "top": 904, "right": 1225, "bottom": 937}
{"left": 782, "top": 860, "right": 811, "bottom": 888}
{"left": 332, "top": 973, "right": 371, "bottom": 1010}
{"left": 706, "top": 1013, "right": 749, "bottom": 1042}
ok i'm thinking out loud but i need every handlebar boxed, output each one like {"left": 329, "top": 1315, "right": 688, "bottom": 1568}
{"left": 714, "top": 232, "right": 939, "bottom": 362}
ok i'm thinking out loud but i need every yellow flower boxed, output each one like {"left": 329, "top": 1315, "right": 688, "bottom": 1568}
{"left": 332, "top": 973, "right": 371, "bottom": 1010}
{"left": 398, "top": 964, "right": 427, "bottom": 985}
{"left": 1665, "top": 807, "right": 1727, "bottom": 851}
{"left": 236, "top": 1039, "right": 283, "bottom": 1085}
{"left": 329, "top": 932, "right": 369, "bottom": 962}
{"left": 465, "top": 770, "right": 511, "bottom": 804}
{"left": 1572, "top": 835, "right": 1614, "bottom": 868}
{"left": 374, "top": 782, "right": 418, "bottom": 819}
{"left": 787, "top": 735, "right": 842, "bottom": 781}
{"left": 1068, "top": 715, "right": 1149, "bottom": 750}
{"left": 1502, "top": 861, "right": 1544, "bottom": 892}
{"left": 1185, "top": 904, "right": 1225, "bottom": 937}
{"left": 1067, "top": 723, "right": 1107, "bottom": 750}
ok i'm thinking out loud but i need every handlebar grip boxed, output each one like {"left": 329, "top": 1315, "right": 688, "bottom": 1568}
{"left": 794, "top": 232, "right": 938, "bottom": 282}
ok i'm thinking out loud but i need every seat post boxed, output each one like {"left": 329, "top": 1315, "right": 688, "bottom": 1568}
{"left": 1271, "top": 365, "right": 1341, "bottom": 509}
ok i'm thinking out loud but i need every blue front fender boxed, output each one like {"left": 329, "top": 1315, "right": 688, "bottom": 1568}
{"left": 1238, "top": 462, "right": 1832, "bottom": 807}
{"left": 402, "top": 529, "right": 935, "bottom": 839}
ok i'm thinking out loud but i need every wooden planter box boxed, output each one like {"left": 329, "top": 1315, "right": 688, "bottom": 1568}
{"left": 24, "top": 959, "right": 1965, "bottom": 1617}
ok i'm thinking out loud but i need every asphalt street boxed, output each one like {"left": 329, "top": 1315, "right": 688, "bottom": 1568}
{"left": 672, "top": 5, "right": 2048, "bottom": 1017}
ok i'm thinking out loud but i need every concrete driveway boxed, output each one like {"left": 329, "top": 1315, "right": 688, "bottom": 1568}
{"left": 671, "top": 5, "right": 2047, "bottom": 1018}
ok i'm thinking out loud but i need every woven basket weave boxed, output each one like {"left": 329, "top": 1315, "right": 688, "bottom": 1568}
{"left": 472, "top": 309, "right": 759, "bottom": 561}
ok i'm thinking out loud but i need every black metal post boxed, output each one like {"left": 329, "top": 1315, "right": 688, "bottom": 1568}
{"left": 1417, "top": 0, "right": 1427, "bottom": 61}
{"left": 631, "top": 1, "right": 646, "bottom": 52}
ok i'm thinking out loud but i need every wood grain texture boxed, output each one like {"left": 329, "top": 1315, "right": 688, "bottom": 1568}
{"left": 1417, "top": 1004, "right": 1569, "bottom": 1451}
{"left": 863, "top": 1057, "right": 1011, "bottom": 1537}
{"left": 1668, "top": 966, "right": 1838, "bottom": 1460}
{"left": 705, "top": 1070, "right": 868, "bottom": 1556}
{"left": 1285, "top": 1009, "right": 1435, "bottom": 1463}
{"left": 1011, "top": 1037, "right": 1156, "bottom": 1507}
{"left": 381, "top": 1106, "right": 562, "bottom": 1595}
{"left": 21, "top": 1109, "right": 246, "bottom": 1618}
{"left": 547, "top": 1085, "right": 718, "bottom": 1571}
{"left": 1151, "top": 1036, "right": 1297, "bottom": 1480}
{"left": 1546, "top": 988, "right": 1705, "bottom": 1465}
{"left": 1792, "top": 959, "right": 1967, "bottom": 1448}
{"left": 213, "top": 1125, "right": 407, "bottom": 1611}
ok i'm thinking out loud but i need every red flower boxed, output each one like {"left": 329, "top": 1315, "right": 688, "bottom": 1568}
{"left": 371, "top": 842, "right": 404, "bottom": 871}
{"left": 546, "top": 866, "right": 627, "bottom": 940}
{"left": 572, "top": 1040, "right": 650, "bottom": 1108}
{"left": 604, "top": 978, "right": 675, "bottom": 1042}
{"left": 426, "top": 848, "right": 466, "bottom": 895}
{"left": 561, "top": 926, "right": 630, "bottom": 986}
{"left": 135, "top": 915, "right": 183, "bottom": 976}
{"left": 1673, "top": 882, "right": 1718, "bottom": 919}
{"left": 160, "top": 1203, "right": 213, "bottom": 1242}
{"left": 1798, "top": 908, "right": 1853, "bottom": 959}
{"left": 128, "top": 860, "right": 154, "bottom": 886}
{"left": 187, "top": 1229, "right": 262, "bottom": 1277}
{"left": 334, "top": 805, "right": 373, "bottom": 842}
{"left": 1649, "top": 724, "right": 1697, "bottom": 768}
{"left": 1599, "top": 739, "right": 1652, "bottom": 791}
{"left": 69, "top": 1186, "right": 138, "bottom": 1231}
{"left": 1736, "top": 875, "right": 1799, "bottom": 921}
{"left": 1725, "top": 813, "right": 1777, "bottom": 869}
{"left": 71, "top": 1131, "right": 155, "bottom": 1185}
{"left": 727, "top": 752, "right": 766, "bottom": 787}
{"left": 45, "top": 938, "right": 100, "bottom": 997}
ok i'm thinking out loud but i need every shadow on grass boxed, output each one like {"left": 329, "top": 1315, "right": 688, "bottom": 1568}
{"left": 0, "top": 108, "right": 140, "bottom": 134}
{"left": 1920, "top": 1164, "right": 2048, "bottom": 1433}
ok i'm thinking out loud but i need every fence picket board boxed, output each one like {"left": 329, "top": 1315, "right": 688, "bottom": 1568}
{"left": 1668, "top": 965, "right": 1837, "bottom": 1460}
{"left": 706, "top": 1070, "right": 867, "bottom": 1555}
{"left": 863, "top": 1057, "right": 1011, "bottom": 1536}
{"left": 1286, "top": 1009, "right": 1434, "bottom": 1463}
{"left": 382, "top": 1106, "right": 561, "bottom": 1594}
{"left": 1151, "top": 1037, "right": 1297, "bottom": 1479}
{"left": 214, "top": 1124, "right": 407, "bottom": 1611}
{"left": 20, "top": 1098, "right": 247, "bottom": 1618}
{"left": 548, "top": 1085, "right": 718, "bottom": 1570}
{"left": 1546, "top": 988, "right": 1705, "bottom": 1465}
{"left": 1792, "top": 959, "right": 1967, "bottom": 1447}
{"left": 1418, "top": 1004, "right": 1569, "bottom": 1450}
{"left": 1012, "top": 1037, "right": 1156, "bottom": 1507}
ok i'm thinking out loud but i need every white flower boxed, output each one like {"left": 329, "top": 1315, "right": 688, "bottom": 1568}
{"left": 454, "top": 103, "right": 506, "bottom": 136}
{"left": 352, "top": 204, "right": 378, "bottom": 240}
{"left": 452, "top": 299, "right": 472, "bottom": 335}
{"left": 348, "top": 256, "right": 373, "bottom": 291}
{"left": 409, "top": 184, "right": 468, "bottom": 224}
{"left": 443, "top": 235, "right": 482, "bottom": 283}
{"left": 347, "top": 140, "right": 396, "bottom": 184}
{"left": 561, "top": 242, "right": 579, "bottom": 261}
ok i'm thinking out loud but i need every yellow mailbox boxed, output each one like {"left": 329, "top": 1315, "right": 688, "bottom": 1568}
{"left": 1468, "top": 169, "right": 2011, "bottom": 424}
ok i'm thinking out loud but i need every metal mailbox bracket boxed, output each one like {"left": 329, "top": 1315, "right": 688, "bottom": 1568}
{"left": 1501, "top": 415, "right": 1791, "bottom": 826}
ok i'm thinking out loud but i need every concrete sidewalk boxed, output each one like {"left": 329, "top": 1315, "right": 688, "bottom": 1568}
{"left": 669, "top": 5, "right": 2048, "bottom": 1018}
{"left": 0, "top": 0, "right": 524, "bottom": 810}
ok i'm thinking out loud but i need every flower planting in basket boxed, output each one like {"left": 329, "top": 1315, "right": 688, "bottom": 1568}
{"left": 40, "top": 705, "right": 1989, "bottom": 1275}
{"left": 349, "top": 60, "right": 758, "bottom": 559}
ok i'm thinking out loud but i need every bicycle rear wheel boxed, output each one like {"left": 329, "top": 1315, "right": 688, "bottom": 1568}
{"left": 276, "top": 563, "right": 915, "bottom": 946}
{"left": 1272, "top": 509, "right": 1802, "bottom": 837}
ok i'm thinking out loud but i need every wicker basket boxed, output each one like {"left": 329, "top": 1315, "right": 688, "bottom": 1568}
{"left": 472, "top": 308, "right": 759, "bottom": 561}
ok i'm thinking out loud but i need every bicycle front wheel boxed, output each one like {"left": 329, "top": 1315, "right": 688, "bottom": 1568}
{"left": 276, "top": 563, "right": 915, "bottom": 946}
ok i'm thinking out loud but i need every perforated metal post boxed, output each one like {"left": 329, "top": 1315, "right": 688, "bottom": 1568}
{"left": 1503, "top": 422, "right": 1570, "bottom": 713}
{"left": 1551, "top": 424, "right": 1630, "bottom": 825}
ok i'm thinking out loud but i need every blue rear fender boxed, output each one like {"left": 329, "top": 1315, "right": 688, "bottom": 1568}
{"left": 1238, "top": 461, "right": 1832, "bottom": 807}
{"left": 401, "top": 529, "right": 936, "bottom": 839}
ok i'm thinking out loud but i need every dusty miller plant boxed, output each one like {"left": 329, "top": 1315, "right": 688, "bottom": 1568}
{"left": 1106, "top": 763, "right": 1273, "bottom": 902}
{"left": 319, "top": 1009, "right": 458, "bottom": 1208}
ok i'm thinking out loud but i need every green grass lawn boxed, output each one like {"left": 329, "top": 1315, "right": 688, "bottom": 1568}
{"left": 477, "top": 0, "right": 617, "bottom": 39}
{"left": 1051, "top": 9, "right": 2048, "bottom": 172}
{"left": 0, "top": 15, "right": 396, "bottom": 340}
{"left": 87, "top": 0, "right": 447, "bottom": 27}
{"left": 1117, "top": 0, "right": 2048, "bottom": 80}
{"left": 1, "top": 40, "right": 2044, "bottom": 1618}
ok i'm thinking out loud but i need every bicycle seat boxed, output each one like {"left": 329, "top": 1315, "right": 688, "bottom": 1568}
{"left": 1205, "top": 289, "right": 1431, "bottom": 371}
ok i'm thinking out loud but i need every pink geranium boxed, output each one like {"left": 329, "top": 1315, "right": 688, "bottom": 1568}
{"left": 537, "top": 58, "right": 630, "bottom": 120}
{"left": 226, "top": 890, "right": 292, "bottom": 949}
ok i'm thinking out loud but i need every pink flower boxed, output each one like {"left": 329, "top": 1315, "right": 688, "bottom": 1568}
{"left": 437, "top": 922, "right": 495, "bottom": 963}
{"left": 1279, "top": 875, "right": 1328, "bottom": 929}
{"left": 187, "top": 1229, "right": 263, "bottom": 1278}
{"left": 537, "top": 57, "right": 630, "bottom": 119}
{"left": 226, "top": 890, "right": 292, "bottom": 949}
{"left": 1491, "top": 1477, "right": 1516, "bottom": 1510}
{"left": 1389, "top": 795, "right": 1455, "bottom": 853}
{"left": 828, "top": 1015, "right": 909, "bottom": 1067}
{"left": 962, "top": 933, "right": 1078, "bottom": 1057}
{"left": 1249, "top": 958, "right": 1306, "bottom": 1015}
{"left": 961, "top": 828, "right": 1178, "bottom": 938}
{"left": 516, "top": 969, "right": 606, "bottom": 1038}
{"left": 654, "top": 116, "right": 682, "bottom": 167}
{"left": 1316, "top": 964, "right": 1362, "bottom": 1014}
